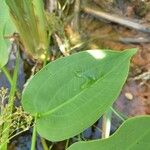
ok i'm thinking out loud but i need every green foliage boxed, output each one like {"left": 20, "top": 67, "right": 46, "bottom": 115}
{"left": 46, "top": 12, "right": 64, "bottom": 37}
{"left": 5, "top": 0, "right": 48, "bottom": 60}
{"left": 67, "top": 116, "right": 150, "bottom": 150}
{"left": 0, "top": 0, "right": 15, "bottom": 68}
{"left": 22, "top": 49, "right": 136, "bottom": 141}
{"left": 0, "top": 53, "right": 19, "bottom": 150}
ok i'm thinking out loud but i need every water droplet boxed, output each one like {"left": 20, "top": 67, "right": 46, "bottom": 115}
{"left": 75, "top": 70, "right": 83, "bottom": 78}
{"left": 85, "top": 72, "right": 97, "bottom": 81}
{"left": 75, "top": 70, "right": 98, "bottom": 89}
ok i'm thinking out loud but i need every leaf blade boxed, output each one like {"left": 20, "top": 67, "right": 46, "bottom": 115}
{"left": 67, "top": 116, "right": 150, "bottom": 150}
{"left": 0, "top": 0, "right": 15, "bottom": 68}
{"left": 22, "top": 49, "right": 137, "bottom": 141}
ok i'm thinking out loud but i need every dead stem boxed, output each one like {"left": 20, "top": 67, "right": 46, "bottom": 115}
{"left": 83, "top": 6, "right": 150, "bottom": 33}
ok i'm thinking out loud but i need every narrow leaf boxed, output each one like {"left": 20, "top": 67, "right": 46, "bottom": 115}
{"left": 22, "top": 49, "right": 137, "bottom": 141}
{"left": 67, "top": 116, "right": 150, "bottom": 150}
{"left": 0, "top": 0, "right": 15, "bottom": 68}
{"left": 6, "top": 0, "right": 48, "bottom": 60}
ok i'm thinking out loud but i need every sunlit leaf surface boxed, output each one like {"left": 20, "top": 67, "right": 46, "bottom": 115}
{"left": 22, "top": 49, "right": 137, "bottom": 141}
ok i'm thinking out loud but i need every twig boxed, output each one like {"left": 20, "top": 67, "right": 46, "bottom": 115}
{"left": 72, "top": 0, "right": 80, "bottom": 31}
{"left": 83, "top": 7, "right": 150, "bottom": 33}
{"left": 134, "top": 71, "right": 150, "bottom": 81}
{"left": 54, "top": 34, "right": 70, "bottom": 56}
{"left": 119, "top": 37, "right": 150, "bottom": 44}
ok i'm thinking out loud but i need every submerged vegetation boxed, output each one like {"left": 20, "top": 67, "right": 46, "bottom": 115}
{"left": 0, "top": 0, "right": 150, "bottom": 150}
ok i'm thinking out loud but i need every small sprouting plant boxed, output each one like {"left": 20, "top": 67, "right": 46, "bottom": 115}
{"left": 0, "top": 104, "right": 33, "bottom": 148}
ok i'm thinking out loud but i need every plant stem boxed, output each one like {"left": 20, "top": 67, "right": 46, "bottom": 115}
{"left": 1, "top": 66, "right": 13, "bottom": 86}
{"left": 77, "top": 134, "right": 81, "bottom": 141}
{"left": 102, "top": 108, "right": 112, "bottom": 139}
{"left": 31, "top": 113, "right": 38, "bottom": 150}
{"left": 110, "top": 106, "right": 125, "bottom": 121}
{"left": 0, "top": 126, "right": 32, "bottom": 149}
{"left": 41, "top": 137, "right": 49, "bottom": 150}
{"left": 49, "top": 144, "right": 53, "bottom": 150}
{"left": 1, "top": 52, "right": 19, "bottom": 150}
{"left": 65, "top": 139, "right": 69, "bottom": 149}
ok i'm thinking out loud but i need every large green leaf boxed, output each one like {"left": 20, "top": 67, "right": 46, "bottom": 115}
{"left": 22, "top": 49, "right": 137, "bottom": 141}
{"left": 67, "top": 116, "right": 150, "bottom": 150}
{"left": 0, "top": 0, "right": 15, "bottom": 68}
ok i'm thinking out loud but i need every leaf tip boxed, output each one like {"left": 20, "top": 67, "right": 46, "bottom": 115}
{"left": 124, "top": 48, "right": 138, "bottom": 57}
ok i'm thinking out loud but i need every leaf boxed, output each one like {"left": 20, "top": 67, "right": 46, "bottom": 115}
{"left": 0, "top": 0, "right": 15, "bottom": 68}
{"left": 0, "top": 35, "right": 8, "bottom": 68}
{"left": 67, "top": 116, "right": 150, "bottom": 150}
{"left": 5, "top": 0, "right": 48, "bottom": 60}
{"left": 22, "top": 49, "right": 137, "bottom": 141}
